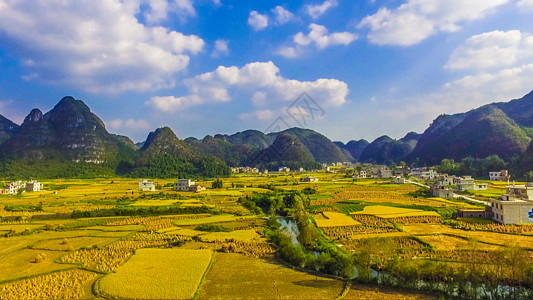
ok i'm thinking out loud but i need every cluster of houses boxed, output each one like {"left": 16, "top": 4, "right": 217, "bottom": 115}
{"left": 0, "top": 180, "right": 43, "bottom": 195}
{"left": 230, "top": 167, "right": 260, "bottom": 174}
{"left": 455, "top": 183, "right": 533, "bottom": 225}
{"left": 138, "top": 179, "right": 206, "bottom": 193}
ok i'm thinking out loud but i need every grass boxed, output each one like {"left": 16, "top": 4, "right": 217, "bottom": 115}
{"left": 198, "top": 253, "right": 345, "bottom": 300}
{"left": 315, "top": 212, "right": 361, "bottom": 228}
{"left": 98, "top": 248, "right": 213, "bottom": 300}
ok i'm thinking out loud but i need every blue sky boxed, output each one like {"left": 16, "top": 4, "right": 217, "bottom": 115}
{"left": 1, "top": 0, "right": 533, "bottom": 143}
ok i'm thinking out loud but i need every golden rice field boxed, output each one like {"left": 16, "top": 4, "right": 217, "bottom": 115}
{"left": 351, "top": 206, "right": 440, "bottom": 219}
{"left": 402, "top": 223, "right": 533, "bottom": 248}
{"left": 0, "top": 249, "right": 71, "bottom": 282}
{"left": 314, "top": 211, "right": 361, "bottom": 228}
{"left": 98, "top": 249, "right": 213, "bottom": 300}
{"left": 0, "top": 269, "right": 98, "bottom": 300}
{"left": 198, "top": 253, "right": 345, "bottom": 300}
{"left": 60, "top": 248, "right": 132, "bottom": 272}
{"left": 32, "top": 236, "right": 118, "bottom": 251}
{"left": 199, "top": 229, "right": 262, "bottom": 242}
{"left": 418, "top": 234, "right": 501, "bottom": 251}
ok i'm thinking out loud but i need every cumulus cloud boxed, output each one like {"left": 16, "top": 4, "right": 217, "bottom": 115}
{"left": 276, "top": 47, "right": 299, "bottom": 58}
{"left": 294, "top": 24, "right": 358, "bottom": 49}
{"left": 445, "top": 30, "right": 533, "bottom": 70}
{"left": 146, "top": 61, "right": 349, "bottom": 112}
{"left": 517, "top": 0, "right": 533, "bottom": 11}
{"left": 306, "top": 0, "right": 338, "bottom": 19}
{"left": 147, "top": 95, "right": 204, "bottom": 112}
{"left": 0, "top": 0, "right": 204, "bottom": 93}
{"left": 277, "top": 24, "right": 357, "bottom": 58}
{"left": 211, "top": 39, "right": 230, "bottom": 57}
{"left": 272, "top": 6, "right": 294, "bottom": 25}
{"left": 109, "top": 119, "right": 151, "bottom": 131}
{"left": 248, "top": 11, "right": 269, "bottom": 31}
{"left": 358, "top": 0, "right": 509, "bottom": 46}
{"left": 143, "top": 0, "right": 197, "bottom": 23}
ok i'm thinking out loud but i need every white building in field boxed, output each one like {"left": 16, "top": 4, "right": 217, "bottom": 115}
{"left": 25, "top": 180, "right": 43, "bottom": 192}
{"left": 139, "top": 180, "right": 156, "bottom": 192}
{"left": 302, "top": 176, "right": 318, "bottom": 182}
{"left": 3, "top": 181, "right": 25, "bottom": 195}
{"left": 489, "top": 170, "right": 511, "bottom": 181}
{"left": 391, "top": 176, "right": 405, "bottom": 184}
{"left": 489, "top": 183, "right": 533, "bottom": 224}
{"left": 175, "top": 179, "right": 194, "bottom": 191}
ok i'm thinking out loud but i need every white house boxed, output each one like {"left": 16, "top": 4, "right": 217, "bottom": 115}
{"left": 489, "top": 170, "right": 511, "bottom": 181}
{"left": 139, "top": 180, "right": 156, "bottom": 192}
{"left": 3, "top": 181, "right": 25, "bottom": 194}
{"left": 489, "top": 183, "right": 533, "bottom": 224}
{"left": 25, "top": 180, "right": 43, "bottom": 192}
{"left": 175, "top": 179, "right": 194, "bottom": 191}
{"left": 302, "top": 176, "right": 318, "bottom": 182}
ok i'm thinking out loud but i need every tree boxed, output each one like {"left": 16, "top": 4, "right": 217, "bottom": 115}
{"left": 211, "top": 178, "right": 223, "bottom": 189}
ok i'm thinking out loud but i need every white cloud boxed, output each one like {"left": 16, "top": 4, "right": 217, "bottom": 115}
{"left": 445, "top": 30, "right": 533, "bottom": 70}
{"left": 277, "top": 24, "right": 357, "bottom": 58}
{"left": 239, "top": 109, "right": 275, "bottom": 120}
{"left": 146, "top": 95, "right": 204, "bottom": 112}
{"left": 517, "top": 0, "right": 533, "bottom": 11}
{"left": 147, "top": 61, "right": 350, "bottom": 112}
{"left": 248, "top": 11, "right": 269, "bottom": 31}
{"left": 272, "top": 6, "right": 294, "bottom": 25}
{"left": 0, "top": 0, "right": 204, "bottom": 93}
{"left": 444, "top": 64, "right": 533, "bottom": 99}
{"left": 211, "top": 39, "right": 230, "bottom": 57}
{"left": 143, "top": 0, "right": 197, "bottom": 24}
{"left": 306, "top": 0, "right": 338, "bottom": 19}
{"left": 358, "top": 0, "right": 509, "bottom": 46}
{"left": 276, "top": 47, "right": 299, "bottom": 58}
{"left": 109, "top": 119, "right": 151, "bottom": 131}
{"left": 294, "top": 24, "right": 358, "bottom": 50}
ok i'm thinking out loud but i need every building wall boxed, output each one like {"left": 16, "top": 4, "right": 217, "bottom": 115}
{"left": 490, "top": 199, "right": 533, "bottom": 224}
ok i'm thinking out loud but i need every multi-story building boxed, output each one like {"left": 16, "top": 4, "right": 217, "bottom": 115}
{"left": 430, "top": 184, "right": 454, "bottom": 198}
{"left": 455, "top": 176, "right": 487, "bottom": 191}
{"left": 489, "top": 170, "right": 511, "bottom": 181}
{"left": 489, "top": 183, "right": 533, "bottom": 224}
{"left": 139, "top": 180, "right": 156, "bottom": 192}
{"left": 25, "top": 180, "right": 43, "bottom": 192}
{"left": 435, "top": 174, "right": 454, "bottom": 186}
{"left": 411, "top": 168, "right": 435, "bottom": 181}
{"left": 175, "top": 179, "right": 194, "bottom": 191}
